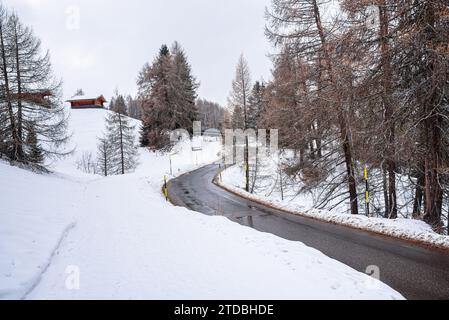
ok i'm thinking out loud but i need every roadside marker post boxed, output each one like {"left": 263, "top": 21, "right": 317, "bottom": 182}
{"left": 365, "top": 167, "right": 370, "bottom": 216}
{"left": 163, "top": 175, "right": 169, "bottom": 201}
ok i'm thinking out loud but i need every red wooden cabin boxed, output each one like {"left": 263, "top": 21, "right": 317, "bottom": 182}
{"left": 67, "top": 95, "right": 107, "bottom": 109}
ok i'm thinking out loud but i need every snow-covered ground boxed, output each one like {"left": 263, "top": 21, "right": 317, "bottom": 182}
{"left": 219, "top": 163, "right": 449, "bottom": 251}
{"left": 0, "top": 108, "right": 403, "bottom": 300}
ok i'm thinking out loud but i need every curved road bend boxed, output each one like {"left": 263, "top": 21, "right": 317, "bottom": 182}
{"left": 168, "top": 164, "right": 449, "bottom": 300}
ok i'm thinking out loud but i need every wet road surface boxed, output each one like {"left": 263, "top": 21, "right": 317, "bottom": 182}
{"left": 168, "top": 164, "right": 449, "bottom": 300}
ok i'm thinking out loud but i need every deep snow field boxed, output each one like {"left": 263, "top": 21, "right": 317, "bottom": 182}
{"left": 0, "top": 108, "right": 403, "bottom": 300}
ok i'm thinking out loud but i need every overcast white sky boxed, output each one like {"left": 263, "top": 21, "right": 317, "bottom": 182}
{"left": 4, "top": 0, "right": 273, "bottom": 106}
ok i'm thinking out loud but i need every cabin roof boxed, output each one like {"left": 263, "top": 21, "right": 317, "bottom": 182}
{"left": 66, "top": 94, "right": 107, "bottom": 103}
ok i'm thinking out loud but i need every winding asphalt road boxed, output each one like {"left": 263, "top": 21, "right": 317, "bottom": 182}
{"left": 168, "top": 164, "right": 449, "bottom": 300}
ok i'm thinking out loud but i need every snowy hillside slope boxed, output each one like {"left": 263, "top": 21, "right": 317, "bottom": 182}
{"left": 0, "top": 108, "right": 403, "bottom": 300}
{"left": 0, "top": 164, "right": 79, "bottom": 299}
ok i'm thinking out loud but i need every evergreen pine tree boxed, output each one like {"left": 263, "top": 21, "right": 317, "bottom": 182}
{"left": 0, "top": 6, "right": 68, "bottom": 167}
{"left": 138, "top": 44, "right": 174, "bottom": 151}
{"left": 139, "top": 123, "right": 150, "bottom": 147}
{"left": 105, "top": 111, "right": 138, "bottom": 175}
{"left": 138, "top": 42, "right": 199, "bottom": 151}
{"left": 231, "top": 105, "right": 245, "bottom": 130}
{"left": 172, "top": 42, "right": 199, "bottom": 134}
{"left": 196, "top": 98, "right": 225, "bottom": 130}
{"left": 108, "top": 97, "right": 115, "bottom": 111}
{"left": 228, "top": 54, "right": 252, "bottom": 191}
{"left": 127, "top": 95, "right": 142, "bottom": 120}
{"left": 73, "top": 88, "right": 84, "bottom": 97}
{"left": 0, "top": 106, "right": 9, "bottom": 159}
{"left": 247, "top": 81, "right": 266, "bottom": 130}
{"left": 25, "top": 122, "right": 44, "bottom": 165}
{"left": 111, "top": 92, "right": 128, "bottom": 116}
{"left": 96, "top": 135, "right": 113, "bottom": 177}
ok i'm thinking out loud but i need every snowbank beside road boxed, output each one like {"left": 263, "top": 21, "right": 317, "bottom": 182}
{"left": 219, "top": 165, "right": 449, "bottom": 251}
{"left": 0, "top": 108, "right": 403, "bottom": 300}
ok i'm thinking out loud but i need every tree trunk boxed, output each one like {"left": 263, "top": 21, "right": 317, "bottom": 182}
{"left": 119, "top": 113, "right": 125, "bottom": 175}
{"left": 299, "top": 145, "right": 305, "bottom": 167}
{"left": 413, "top": 168, "right": 424, "bottom": 218}
{"left": 383, "top": 166, "right": 390, "bottom": 218}
{"left": 104, "top": 144, "right": 108, "bottom": 177}
{"left": 316, "top": 55, "right": 324, "bottom": 160}
{"left": 315, "top": 121, "right": 322, "bottom": 158}
{"left": 312, "top": 0, "right": 358, "bottom": 215}
{"left": 423, "top": 118, "right": 443, "bottom": 230}
{"left": 250, "top": 144, "right": 259, "bottom": 194}
{"left": 0, "top": 20, "right": 20, "bottom": 161}
{"left": 279, "top": 164, "right": 284, "bottom": 201}
{"left": 388, "top": 167, "right": 397, "bottom": 219}
{"left": 242, "top": 73, "right": 250, "bottom": 193}
{"left": 422, "top": 5, "right": 444, "bottom": 231}
{"left": 341, "top": 118, "right": 358, "bottom": 215}
{"left": 309, "top": 139, "right": 316, "bottom": 160}
{"left": 379, "top": 2, "right": 398, "bottom": 219}
{"left": 13, "top": 22, "right": 24, "bottom": 161}
{"left": 245, "top": 136, "right": 250, "bottom": 192}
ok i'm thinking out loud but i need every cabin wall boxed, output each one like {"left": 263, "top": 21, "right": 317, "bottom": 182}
{"left": 70, "top": 99, "right": 104, "bottom": 109}
{"left": 69, "top": 96, "right": 106, "bottom": 109}
{"left": 95, "top": 98, "right": 104, "bottom": 106}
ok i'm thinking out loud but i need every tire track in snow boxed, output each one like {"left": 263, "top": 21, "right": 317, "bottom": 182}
{"left": 21, "top": 222, "right": 77, "bottom": 300}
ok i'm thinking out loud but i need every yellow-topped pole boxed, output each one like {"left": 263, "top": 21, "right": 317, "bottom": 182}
{"left": 163, "top": 175, "right": 169, "bottom": 201}
{"left": 364, "top": 167, "right": 370, "bottom": 216}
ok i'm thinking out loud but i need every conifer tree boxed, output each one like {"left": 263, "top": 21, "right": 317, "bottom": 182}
{"left": 105, "top": 111, "right": 138, "bottom": 175}
{"left": 72, "top": 88, "right": 84, "bottom": 97}
{"left": 96, "top": 135, "right": 113, "bottom": 177}
{"left": 266, "top": 0, "right": 359, "bottom": 215}
{"left": 172, "top": 42, "right": 199, "bottom": 133}
{"left": 196, "top": 98, "right": 225, "bottom": 130}
{"left": 0, "top": 6, "right": 68, "bottom": 166}
{"left": 262, "top": 0, "right": 449, "bottom": 231}
{"left": 110, "top": 91, "right": 128, "bottom": 116}
{"left": 0, "top": 104, "right": 9, "bottom": 159}
{"left": 25, "top": 122, "right": 44, "bottom": 165}
{"left": 138, "top": 45, "right": 174, "bottom": 150}
{"left": 247, "top": 81, "right": 266, "bottom": 130}
{"left": 138, "top": 43, "right": 199, "bottom": 151}
{"left": 126, "top": 95, "right": 142, "bottom": 120}
{"left": 231, "top": 105, "right": 245, "bottom": 130}
{"left": 228, "top": 54, "right": 252, "bottom": 192}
